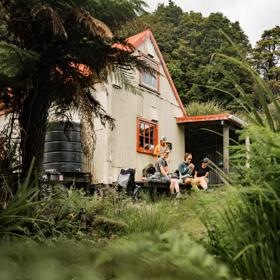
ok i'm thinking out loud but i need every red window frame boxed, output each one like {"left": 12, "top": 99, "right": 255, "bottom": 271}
{"left": 139, "top": 54, "right": 160, "bottom": 93}
{"left": 136, "top": 117, "right": 158, "bottom": 155}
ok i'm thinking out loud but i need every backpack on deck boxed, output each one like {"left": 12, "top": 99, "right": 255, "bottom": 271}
{"left": 117, "top": 168, "right": 137, "bottom": 194}
{"left": 117, "top": 168, "right": 142, "bottom": 200}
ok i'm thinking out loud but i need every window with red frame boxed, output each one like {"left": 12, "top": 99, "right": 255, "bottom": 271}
{"left": 137, "top": 117, "right": 158, "bottom": 155}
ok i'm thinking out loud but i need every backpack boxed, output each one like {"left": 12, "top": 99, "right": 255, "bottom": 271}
{"left": 117, "top": 168, "right": 136, "bottom": 195}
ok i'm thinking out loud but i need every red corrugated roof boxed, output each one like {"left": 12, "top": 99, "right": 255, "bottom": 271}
{"left": 126, "top": 30, "right": 150, "bottom": 47}
{"left": 112, "top": 30, "right": 150, "bottom": 51}
{"left": 176, "top": 113, "right": 245, "bottom": 127}
{"left": 70, "top": 63, "right": 91, "bottom": 77}
{"left": 177, "top": 113, "right": 230, "bottom": 123}
{"left": 112, "top": 30, "right": 149, "bottom": 52}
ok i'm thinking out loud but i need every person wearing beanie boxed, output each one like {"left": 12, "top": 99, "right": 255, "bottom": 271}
{"left": 194, "top": 158, "right": 210, "bottom": 190}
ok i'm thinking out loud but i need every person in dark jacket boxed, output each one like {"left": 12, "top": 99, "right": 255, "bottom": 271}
{"left": 178, "top": 153, "right": 195, "bottom": 186}
{"left": 194, "top": 158, "right": 210, "bottom": 189}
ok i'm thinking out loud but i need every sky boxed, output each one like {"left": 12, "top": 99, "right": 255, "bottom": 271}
{"left": 145, "top": 0, "right": 280, "bottom": 46}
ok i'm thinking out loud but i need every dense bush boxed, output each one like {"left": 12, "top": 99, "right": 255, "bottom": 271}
{"left": 185, "top": 101, "right": 227, "bottom": 116}
{"left": 205, "top": 125, "right": 280, "bottom": 280}
{"left": 204, "top": 54, "right": 280, "bottom": 279}
{"left": 0, "top": 231, "right": 233, "bottom": 280}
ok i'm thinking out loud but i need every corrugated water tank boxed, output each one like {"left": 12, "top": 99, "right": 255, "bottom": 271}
{"left": 42, "top": 122, "right": 84, "bottom": 173}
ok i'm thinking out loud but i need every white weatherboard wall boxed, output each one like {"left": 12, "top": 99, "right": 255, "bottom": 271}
{"left": 91, "top": 85, "right": 113, "bottom": 184}
{"left": 91, "top": 36, "right": 185, "bottom": 183}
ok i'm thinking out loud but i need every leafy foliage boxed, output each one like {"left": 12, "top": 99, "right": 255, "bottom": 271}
{"left": 85, "top": 0, "right": 148, "bottom": 32}
{"left": 252, "top": 26, "right": 280, "bottom": 96}
{"left": 0, "top": 231, "right": 233, "bottom": 280}
{"left": 0, "top": 159, "right": 45, "bottom": 240}
{"left": 186, "top": 101, "right": 227, "bottom": 116}
{"left": 205, "top": 53, "right": 280, "bottom": 279}
{"left": 206, "top": 185, "right": 280, "bottom": 280}
{"left": 0, "top": 0, "right": 149, "bottom": 178}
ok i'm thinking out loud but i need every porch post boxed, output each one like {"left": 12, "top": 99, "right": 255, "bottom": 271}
{"left": 223, "top": 124, "right": 230, "bottom": 174}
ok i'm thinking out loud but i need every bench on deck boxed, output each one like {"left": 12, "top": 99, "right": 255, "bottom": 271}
{"left": 135, "top": 179, "right": 191, "bottom": 201}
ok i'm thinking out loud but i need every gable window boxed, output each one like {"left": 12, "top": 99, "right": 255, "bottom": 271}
{"left": 140, "top": 57, "right": 159, "bottom": 92}
{"left": 137, "top": 117, "right": 158, "bottom": 155}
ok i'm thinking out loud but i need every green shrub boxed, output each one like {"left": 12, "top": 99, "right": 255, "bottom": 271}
{"left": 185, "top": 101, "right": 227, "bottom": 116}
{"left": 205, "top": 51, "right": 280, "bottom": 279}
{"left": 0, "top": 160, "right": 47, "bottom": 240}
{"left": 0, "top": 232, "right": 234, "bottom": 280}
{"left": 206, "top": 125, "right": 280, "bottom": 279}
{"left": 205, "top": 185, "right": 280, "bottom": 280}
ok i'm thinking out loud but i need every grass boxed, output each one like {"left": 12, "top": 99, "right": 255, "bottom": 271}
{"left": 99, "top": 186, "right": 237, "bottom": 242}
{"left": 0, "top": 184, "right": 237, "bottom": 279}
{"left": 176, "top": 187, "right": 236, "bottom": 240}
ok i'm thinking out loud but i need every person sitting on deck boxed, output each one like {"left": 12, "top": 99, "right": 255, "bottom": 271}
{"left": 154, "top": 136, "right": 167, "bottom": 158}
{"left": 178, "top": 153, "right": 196, "bottom": 186}
{"left": 194, "top": 158, "right": 210, "bottom": 190}
{"left": 154, "top": 148, "right": 181, "bottom": 198}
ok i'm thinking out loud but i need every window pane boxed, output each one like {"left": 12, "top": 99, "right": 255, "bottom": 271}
{"left": 139, "top": 136, "right": 144, "bottom": 148}
{"left": 140, "top": 122, "right": 145, "bottom": 136}
{"left": 144, "top": 123, "right": 150, "bottom": 138}
{"left": 144, "top": 137, "right": 153, "bottom": 151}
{"left": 150, "top": 126, "right": 154, "bottom": 145}
{"left": 143, "top": 72, "right": 157, "bottom": 90}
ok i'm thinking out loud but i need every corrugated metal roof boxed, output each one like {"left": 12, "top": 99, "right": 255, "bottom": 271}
{"left": 126, "top": 30, "right": 151, "bottom": 47}
{"left": 112, "top": 30, "right": 149, "bottom": 52}
{"left": 176, "top": 113, "right": 246, "bottom": 127}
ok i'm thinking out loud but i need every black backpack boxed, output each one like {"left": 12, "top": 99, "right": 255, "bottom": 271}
{"left": 117, "top": 168, "right": 136, "bottom": 194}
{"left": 117, "top": 168, "right": 142, "bottom": 200}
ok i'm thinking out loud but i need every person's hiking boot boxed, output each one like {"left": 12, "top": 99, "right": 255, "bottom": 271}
{"left": 170, "top": 193, "right": 176, "bottom": 199}
{"left": 175, "top": 192, "right": 182, "bottom": 199}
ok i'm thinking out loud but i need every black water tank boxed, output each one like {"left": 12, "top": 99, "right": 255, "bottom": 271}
{"left": 42, "top": 122, "right": 84, "bottom": 173}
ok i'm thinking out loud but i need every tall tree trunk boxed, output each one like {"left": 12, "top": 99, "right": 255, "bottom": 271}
{"left": 19, "top": 79, "right": 50, "bottom": 181}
